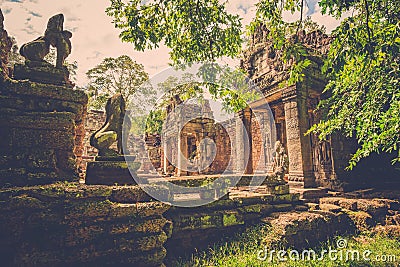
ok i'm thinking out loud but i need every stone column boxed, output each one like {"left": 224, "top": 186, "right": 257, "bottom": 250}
{"left": 177, "top": 133, "right": 187, "bottom": 176}
{"left": 242, "top": 107, "right": 253, "bottom": 174}
{"left": 282, "top": 85, "right": 315, "bottom": 187}
{"left": 163, "top": 135, "right": 168, "bottom": 174}
{"left": 235, "top": 113, "right": 245, "bottom": 173}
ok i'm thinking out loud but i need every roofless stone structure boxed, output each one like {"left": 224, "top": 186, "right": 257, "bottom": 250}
{"left": 241, "top": 26, "right": 400, "bottom": 191}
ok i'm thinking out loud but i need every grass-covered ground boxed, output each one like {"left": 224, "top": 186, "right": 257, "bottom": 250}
{"left": 174, "top": 224, "right": 400, "bottom": 267}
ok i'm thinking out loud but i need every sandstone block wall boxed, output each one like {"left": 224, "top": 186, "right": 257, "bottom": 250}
{"left": 0, "top": 78, "right": 87, "bottom": 186}
{"left": 0, "top": 183, "right": 171, "bottom": 267}
{"left": 164, "top": 191, "right": 301, "bottom": 259}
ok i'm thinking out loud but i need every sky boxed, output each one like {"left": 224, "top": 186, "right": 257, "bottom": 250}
{"left": 1, "top": 0, "right": 343, "bottom": 86}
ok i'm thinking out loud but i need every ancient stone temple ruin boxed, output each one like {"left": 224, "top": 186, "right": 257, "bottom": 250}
{"left": 0, "top": 13, "right": 170, "bottom": 266}
{"left": 142, "top": 25, "right": 400, "bottom": 192}
{"left": 240, "top": 26, "right": 400, "bottom": 191}
{"left": 160, "top": 98, "right": 232, "bottom": 176}
{"left": 1, "top": 10, "right": 399, "bottom": 267}
{"left": 158, "top": 98, "right": 276, "bottom": 177}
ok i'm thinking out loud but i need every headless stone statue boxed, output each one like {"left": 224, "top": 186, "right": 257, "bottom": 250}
{"left": 19, "top": 14, "right": 72, "bottom": 68}
{"left": 90, "top": 94, "right": 131, "bottom": 157}
{"left": 14, "top": 13, "right": 73, "bottom": 86}
{"left": 86, "top": 94, "right": 141, "bottom": 186}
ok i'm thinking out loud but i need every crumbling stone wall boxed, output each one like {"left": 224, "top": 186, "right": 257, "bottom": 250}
{"left": 165, "top": 190, "right": 302, "bottom": 259}
{"left": 0, "top": 79, "right": 87, "bottom": 186}
{"left": 0, "top": 183, "right": 171, "bottom": 266}
{"left": 0, "top": 10, "right": 88, "bottom": 187}
{"left": 241, "top": 25, "right": 400, "bottom": 190}
{"left": 0, "top": 10, "right": 12, "bottom": 79}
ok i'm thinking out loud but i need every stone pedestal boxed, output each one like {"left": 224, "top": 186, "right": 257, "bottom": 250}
{"left": 13, "top": 62, "right": 73, "bottom": 88}
{"left": 0, "top": 78, "right": 87, "bottom": 187}
{"left": 85, "top": 156, "right": 143, "bottom": 185}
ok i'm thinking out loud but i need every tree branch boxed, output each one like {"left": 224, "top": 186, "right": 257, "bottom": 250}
{"left": 296, "top": 0, "right": 304, "bottom": 34}
{"left": 364, "top": 0, "right": 372, "bottom": 42}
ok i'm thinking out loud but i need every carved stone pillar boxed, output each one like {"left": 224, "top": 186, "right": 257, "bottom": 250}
{"left": 235, "top": 108, "right": 254, "bottom": 174}
{"left": 177, "top": 133, "right": 188, "bottom": 177}
{"left": 235, "top": 113, "right": 245, "bottom": 173}
{"left": 163, "top": 135, "right": 168, "bottom": 174}
{"left": 242, "top": 107, "right": 253, "bottom": 174}
{"left": 282, "top": 85, "right": 315, "bottom": 187}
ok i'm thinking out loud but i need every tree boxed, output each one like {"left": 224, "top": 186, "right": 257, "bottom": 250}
{"left": 85, "top": 55, "right": 151, "bottom": 110}
{"left": 307, "top": 0, "right": 400, "bottom": 167}
{"left": 106, "top": 0, "right": 242, "bottom": 65}
{"left": 107, "top": 0, "right": 400, "bottom": 167}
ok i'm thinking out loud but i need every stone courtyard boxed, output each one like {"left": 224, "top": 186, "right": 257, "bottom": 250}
{"left": 0, "top": 9, "right": 399, "bottom": 267}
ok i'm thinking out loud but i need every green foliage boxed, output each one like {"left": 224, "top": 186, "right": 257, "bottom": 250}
{"left": 106, "top": 0, "right": 242, "bottom": 65}
{"left": 176, "top": 224, "right": 400, "bottom": 267}
{"left": 249, "top": 1, "right": 326, "bottom": 87}
{"left": 85, "top": 55, "right": 151, "bottom": 110}
{"left": 206, "top": 65, "right": 262, "bottom": 113}
{"left": 308, "top": 0, "right": 400, "bottom": 167}
{"left": 130, "top": 115, "right": 146, "bottom": 135}
{"left": 157, "top": 73, "right": 203, "bottom": 108}
{"left": 145, "top": 109, "right": 165, "bottom": 134}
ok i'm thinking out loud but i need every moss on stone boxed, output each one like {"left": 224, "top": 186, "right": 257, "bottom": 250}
{"left": 223, "top": 212, "right": 243, "bottom": 226}
{"left": 2, "top": 78, "right": 88, "bottom": 104}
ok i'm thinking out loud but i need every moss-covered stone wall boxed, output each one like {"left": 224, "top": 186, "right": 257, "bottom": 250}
{"left": 164, "top": 191, "right": 303, "bottom": 260}
{"left": 0, "top": 183, "right": 171, "bottom": 267}
{"left": 0, "top": 78, "right": 88, "bottom": 186}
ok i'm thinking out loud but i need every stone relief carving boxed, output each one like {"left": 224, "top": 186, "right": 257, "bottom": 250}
{"left": 272, "top": 141, "right": 289, "bottom": 179}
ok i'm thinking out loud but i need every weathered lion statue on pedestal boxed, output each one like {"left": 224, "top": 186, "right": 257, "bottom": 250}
{"left": 19, "top": 13, "right": 72, "bottom": 68}
{"left": 90, "top": 94, "right": 131, "bottom": 157}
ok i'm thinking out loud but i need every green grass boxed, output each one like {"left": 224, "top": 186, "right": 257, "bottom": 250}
{"left": 175, "top": 224, "right": 400, "bottom": 267}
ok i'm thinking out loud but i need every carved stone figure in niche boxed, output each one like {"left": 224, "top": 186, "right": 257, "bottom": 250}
{"left": 90, "top": 94, "right": 131, "bottom": 157}
{"left": 19, "top": 14, "right": 72, "bottom": 68}
{"left": 317, "top": 140, "right": 331, "bottom": 164}
{"left": 272, "top": 141, "right": 289, "bottom": 179}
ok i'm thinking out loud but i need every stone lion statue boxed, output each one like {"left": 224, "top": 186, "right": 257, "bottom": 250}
{"left": 90, "top": 94, "right": 131, "bottom": 157}
{"left": 19, "top": 13, "right": 72, "bottom": 68}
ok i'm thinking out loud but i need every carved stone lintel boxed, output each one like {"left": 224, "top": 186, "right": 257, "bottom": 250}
{"left": 282, "top": 85, "right": 299, "bottom": 102}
